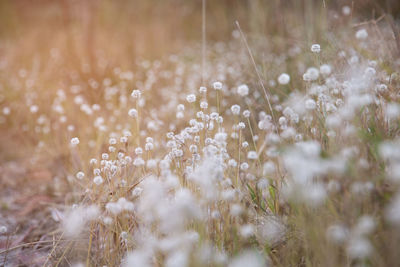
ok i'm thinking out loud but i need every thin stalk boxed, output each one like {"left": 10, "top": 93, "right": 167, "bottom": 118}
{"left": 235, "top": 21, "right": 275, "bottom": 123}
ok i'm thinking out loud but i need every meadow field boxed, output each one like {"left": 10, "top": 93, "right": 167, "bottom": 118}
{"left": 0, "top": 0, "right": 400, "bottom": 266}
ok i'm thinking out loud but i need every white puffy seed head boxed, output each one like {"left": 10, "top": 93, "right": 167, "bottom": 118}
{"left": 128, "top": 108, "right": 138, "bottom": 118}
{"left": 131, "top": 89, "right": 141, "bottom": 98}
{"left": 0, "top": 226, "right": 7, "bottom": 234}
{"left": 93, "top": 176, "right": 103, "bottom": 185}
{"left": 355, "top": 29, "right": 368, "bottom": 40}
{"left": 109, "top": 138, "right": 117, "bottom": 145}
{"left": 278, "top": 73, "right": 290, "bottom": 85}
{"left": 237, "top": 84, "right": 249, "bottom": 96}
{"left": 199, "top": 86, "right": 207, "bottom": 93}
{"left": 70, "top": 137, "right": 80, "bottom": 146}
{"left": 200, "top": 101, "right": 208, "bottom": 109}
{"left": 213, "top": 81, "right": 223, "bottom": 90}
{"left": 231, "top": 104, "right": 241, "bottom": 115}
{"left": 186, "top": 94, "right": 196, "bottom": 103}
{"left": 247, "top": 151, "right": 258, "bottom": 159}
{"left": 145, "top": 142, "right": 154, "bottom": 151}
{"left": 342, "top": 5, "right": 351, "bottom": 15}
{"left": 76, "top": 171, "right": 85, "bottom": 180}
{"left": 320, "top": 64, "right": 331, "bottom": 75}
{"left": 305, "top": 99, "right": 316, "bottom": 110}
{"left": 310, "top": 44, "right": 321, "bottom": 53}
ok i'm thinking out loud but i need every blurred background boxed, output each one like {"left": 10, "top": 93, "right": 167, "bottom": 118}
{"left": 0, "top": 0, "right": 399, "bottom": 72}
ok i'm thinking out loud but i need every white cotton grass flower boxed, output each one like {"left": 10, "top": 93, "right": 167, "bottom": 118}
{"left": 278, "top": 73, "right": 290, "bottom": 85}
{"left": 200, "top": 101, "right": 208, "bottom": 109}
{"left": 305, "top": 99, "right": 316, "bottom": 110}
{"left": 229, "top": 250, "right": 267, "bottom": 267}
{"left": 0, "top": 225, "right": 7, "bottom": 234}
{"left": 199, "top": 86, "right": 207, "bottom": 93}
{"left": 342, "top": 5, "right": 351, "bottom": 15}
{"left": 247, "top": 151, "right": 258, "bottom": 160}
{"left": 237, "top": 84, "right": 249, "bottom": 96}
{"left": 310, "top": 44, "right": 321, "bottom": 53}
{"left": 76, "top": 171, "right": 85, "bottom": 180}
{"left": 93, "top": 175, "right": 103, "bottom": 185}
{"left": 326, "top": 224, "right": 349, "bottom": 244}
{"left": 231, "top": 105, "right": 241, "bottom": 115}
{"left": 128, "top": 108, "right": 138, "bottom": 118}
{"left": 303, "top": 67, "right": 319, "bottom": 81}
{"left": 240, "top": 224, "right": 255, "bottom": 238}
{"left": 123, "top": 250, "right": 152, "bottom": 267}
{"left": 355, "top": 28, "right": 368, "bottom": 40}
{"left": 70, "top": 137, "right": 79, "bottom": 146}
{"left": 186, "top": 94, "right": 196, "bottom": 103}
{"left": 131, "top": 89, "right": 141, "bottom": 98}
{"left": 63, "top": 205, "right": 99, "bottom": 238}
{"left": 354, "top": 215, "right": 375, "bottom": 236}
{"left": 346, "top": 236, "right": 372, "bottom": 259}
{"left": 385, "top": 193, "right": 400, "bottom": 225}
{"left": 320, "top": 64, "right": 332, "bottom": 76}
{"left": 213, "top": 81, "right": 223, "bottom": 90}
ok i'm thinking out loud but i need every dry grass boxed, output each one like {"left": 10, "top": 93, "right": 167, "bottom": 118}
{"left": 0, "top": 1, "right": 400, "bottom": 266}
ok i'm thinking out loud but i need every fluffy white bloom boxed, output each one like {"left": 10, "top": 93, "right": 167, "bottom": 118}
{"left": 320, "top": 64, "right": 331, "bottom": 76}
{"left": 229, "top": 250, "right": 266, "bottom": 267}
{"left": 0, "top": 226, "right": 7, "bottom": 234}
{"left": 213, "top": 81, "right": 223, "bottom": 90}
{"left": 347, "top": 237, "right": 372, "bottom": 259}
{"left": 278, "top": 73, "right": 290, "bottom": 85}
{"left": 231, "top": 105, "right": 241, "bottom": 115}
{"left": 355, "top": 29, "right": 368, "bottom": 40}
{"left": 63, "top": 205, "right": 99, "bottom": 238}
{"left": 93, "top": 175, "right": 103, "bottom": 185}
{"left": 199, "top": 86, "right": 207, "bottom": 93}
{"left": 326, "top": 224, "right": 349, "bottom": 244}
{"left": 311, "top": 44, "right": 321, "bottom": 53}
{"left": 305, "top": 99, "right": 316, "bottom": 110}
{"left": 237, "top": 84, "right": 249, "bottom": 96}
{"left": 128, "top": 108, "right": 138, "bottom": 118}
{"left": 186, "top": 94, "right": 196, "bottom": 103}
{"left": 131, "top": 89, "right": 141, "bottom": 98}
{"left": 76, "top": 171, "right": 85, "bottom": 180}
{"left": 70, "top": 137, "right": 80, "bottom": 146}
{"left": 303, "top": 67, "right": 319, "bottom": 81}
{"left": 342, "top": 5, "right": 351, "bottom": 15}
{"left": 247, "top": 151, "right": 258, "bottom": 160}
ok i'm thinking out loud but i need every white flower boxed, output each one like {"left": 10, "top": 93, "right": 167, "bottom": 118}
{"left": 305, "top": 99, "right": 316, "bottom": 110}
{"left": 128, "top": 108, "right": 138, "bottom": 118}
{"left": 199, "top": 86, "right": 207, "bottom": 93}
{"left": 231, "top": 105, "right": 241, "bottom": 115}
{"left": 278, "top": 73, "right": 290, "bottom": 85}
{"left": 0, "top": 226, "right": 7, "bottom": 234}
{"left": 70, "top": 137, "right": 80, "bottom": 146}
{"left": 247, "top": 151, "right": 258, "bottom": 160}
{"left": 342, "top": 5, "right": 351, "bottom": 16}
{"left": 186, "top": 94, "right": 196, "bottom": 103}
{"left": 76, "top": 171, "right": 85, "bottom": 180}
{"left": 355, "top": 29, "right": 368, "bottom": 40}
{"left": 311, "top": 44, "right": 321, "bottom": 53}
{"left": 213, "top": 81, "right": 223, "bottom": 90}
{"left": 93, "top": 176, "right": 103, "bottom": 185}
{"left": 200, "top": 101, "right": 208, "bottom": 109}
{"left": 131, "top": 89, "right": 141, "bottom": 98}
{"left": 304, "top": 67, "right": 319, "bottom": 81}
{"left": 320, "top": 64, "right": 332, "bottom": 76}
{"left": 237, "top": 84, "right": 249, "bottom": 96}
